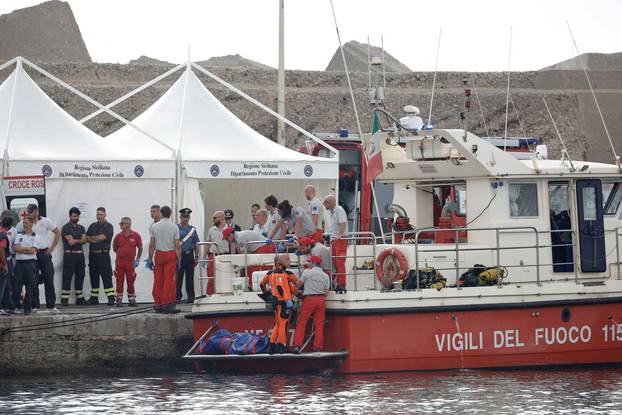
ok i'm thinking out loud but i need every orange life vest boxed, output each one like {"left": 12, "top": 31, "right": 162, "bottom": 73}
{"left": 266, "top": 270, "right": 295, "bottom": 302}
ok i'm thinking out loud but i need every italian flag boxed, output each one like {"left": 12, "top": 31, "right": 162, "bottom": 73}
{"left": 366, "top": 112, "right": 384, "bottom": 182}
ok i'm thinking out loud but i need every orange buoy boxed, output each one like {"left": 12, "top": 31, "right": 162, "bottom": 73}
{"left": 375, "top": 248, "right": 409, "bottom": 289}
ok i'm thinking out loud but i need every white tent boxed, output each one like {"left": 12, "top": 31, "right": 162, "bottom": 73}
{"left": 0, "top": 59, "right": 176, "bottom": 301}
{"left": 107, "top": 65, "right": 339, "bottom": 240}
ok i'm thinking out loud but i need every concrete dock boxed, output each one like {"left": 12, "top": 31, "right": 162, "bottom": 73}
{"left": 0, "top": 304, "right": 194, "bottom": 374}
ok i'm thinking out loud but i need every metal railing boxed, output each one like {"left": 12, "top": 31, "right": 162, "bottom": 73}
{"left": 197, "top": 241, "right": 224, "bottom": 295}
{"left": 242, "top": 238, "right": 301, "bottom": 289}
{"left": 332, "top": 232, "right": 377, "bottom": 291}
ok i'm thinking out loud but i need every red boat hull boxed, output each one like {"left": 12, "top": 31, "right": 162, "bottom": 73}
{"left": 188, "top": 299, "right": 622, "bottom": 373}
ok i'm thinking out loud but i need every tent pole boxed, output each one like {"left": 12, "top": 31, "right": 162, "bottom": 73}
{"left": 20, "top": 58, "right": 176, "bottom": 154}
{"left": 79, "top": 63, "right": 185, "bottom": 124}
{"left": 0, "top": 57, "right": 17, "bottom": 73}
{"left": 2, "top": 58, "right": 21, "bottom": 163}
{"left": 174, "top": 63, "right": 192, "bottom": 214}
{"left": 190, "top": 62, "right": 339, "bottom": 158}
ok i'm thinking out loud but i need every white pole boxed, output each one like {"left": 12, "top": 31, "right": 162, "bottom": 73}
{"left": 503, "top": 27, "right": 512, "bottom": 151}
{"left": 566, "top": 20, "right": 619, "bottom": 167}
{"left": 277, "top": 0, "right": 286, "bottom": 146}
{"left": 427, "top": 28, "right": 442, "bottom": 127}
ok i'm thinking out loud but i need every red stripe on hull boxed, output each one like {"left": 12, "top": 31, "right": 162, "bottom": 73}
{"left": 191, "top": 301, "right": 622, "bottom": 373}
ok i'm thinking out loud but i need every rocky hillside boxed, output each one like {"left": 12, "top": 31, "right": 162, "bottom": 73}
{"left": 326, "top": 40, "right": 411, "bottom": 73}
{"left": 1, "top": 62, "right": 621, "bottom": 164}
{"left": 198, "top": 54, "right": 274, "bottom": 70}
{"left": 541, "top": 52, "right": 622, "bottom": 71}
{"left": 0, "top": 0, "right": 91, "bottom": 62}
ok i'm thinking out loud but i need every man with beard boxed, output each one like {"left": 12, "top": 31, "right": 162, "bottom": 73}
{"left": 203, "top": 210, "right": 229, "bottom": 295}
{"left": 86, "top": 207, "right": 115, "bottom": 306}
{"left": 61, "top": 207, "right": 87, "bottom": 306}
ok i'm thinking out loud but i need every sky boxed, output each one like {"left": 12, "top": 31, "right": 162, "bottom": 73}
{"left": 1, "top": 0, "right": 621, "bottom": 71}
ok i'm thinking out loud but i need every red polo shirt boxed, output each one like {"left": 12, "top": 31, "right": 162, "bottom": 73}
{"left": 113, "top": 231, "right": 142, "bottom": 261}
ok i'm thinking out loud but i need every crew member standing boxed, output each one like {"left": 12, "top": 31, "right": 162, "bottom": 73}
{"left": 291, "top": 255, "right": 330, "bottom": 353}
{"left": 264, "top": 195, "right": 284, "bottom": 240}
{"left": 61, "top": 207, "right": 87, "bottom": 306}
{"left": 112, "top": 217, "right": 142, "bottom": 307}
{"left": 250, "top": 203, "right": 261, "bottom": 230}
{"left": 323, "top": 195, "right": 348, "bottom": 293}
{"left": 305, "top": 185, "right": 325, "bottom": 242}
{"left": 12, "top": 217, "right": 40, "bottom": 315}
{"left": 15, "top": 204, "right": 61, "bottom": 312}
{"left": 148, "top": 206, "right": 180, "bottom": 313}
{"left": 204, "top": 210, "right": 229, "bottom": 295}
{"left": 86, "top": 207, "right": 115, "bottom": 305}
{"left": 176, "top": 208, "right": 199, "bottom": 303}
{"left": 0, "top": 216, "right": 15, "bottom": 314}
{"left": 0, "top": 220, "right": 11, "bottom": 315}
{"left": 260, "top": 254, "right": 299, "bottom": 354}
{"left": 252, "top": 209, "right": 270, "bottom": 236}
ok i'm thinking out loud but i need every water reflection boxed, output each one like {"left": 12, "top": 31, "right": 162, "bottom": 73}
{"left": 1, "top": 368, "right": 621, "bottom": 414}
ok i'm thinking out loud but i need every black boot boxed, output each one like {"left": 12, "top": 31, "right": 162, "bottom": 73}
{"left": 277, "top": 344, "right": 286, "bottom": 354}
{"left": 88, "top": 297, "right": 99, "bottom": 305}
{"left": 107, "top": 296, "right": 115, "bottom": 306}
{"left": 75, "top": 298, "right": 87, "bottom": 306}
{"left": 61, "top": 299, "right": 69, "bottom": 306}
{"left": 268, "top": 343, "right": 276, "bottom": 355}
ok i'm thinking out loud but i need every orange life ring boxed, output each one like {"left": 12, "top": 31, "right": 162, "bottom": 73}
{"left": 375, "top": 248, "right": 409, "bottom": 289}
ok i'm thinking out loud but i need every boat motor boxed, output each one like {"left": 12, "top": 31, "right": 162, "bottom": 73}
{"left": 390, "top": 204, "right": 414, "bottom": 243}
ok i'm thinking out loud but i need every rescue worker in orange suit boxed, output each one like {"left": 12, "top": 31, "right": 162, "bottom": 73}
{"left": 291, "top": 255, "right": 330, "bottom": 353}
{"left": 112, "top": 217, "right": 142, "bottom": 307}
{"left": 260, "top": 254, "right": 300, "bottom": 354}
{"left": 147, "top": 206, "right": 181, "bottom": 313}
{"left": 323, "top": 195, "right": 348, "bottom": 293}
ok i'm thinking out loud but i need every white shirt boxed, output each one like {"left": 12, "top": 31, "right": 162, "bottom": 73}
{"left": 252, "top": 222, "right": 269, "bottom": 237}
{"left": 206, "top": 225, "right": 229, "bottom": 254}
{"left": 16, "top": 217, "right": 57, "bottom": 249}
{"left": 330, "top": 206, "right": 348, "bottom": 238}
{"left": 307, "top": 197, "right": 325, "bottom": 231}
{"left": 235, "top": 230, "right": 267, "bottom": 253}
{"left": 14, "top": 231, "right": 40, "bottom": 261}
{"left": 267, "top": 210, "right": 282, "bottom": 237}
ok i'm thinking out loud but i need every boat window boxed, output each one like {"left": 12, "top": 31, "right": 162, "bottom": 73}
{"left": 509, "top": 183, "right": 539, "bottom": 218}
{"left": 582, "top": 187, "right": 597, "bottom": 221}
{"left": 602, "top": 182, "right": 615, "bottom": 206}
{"left": 604, "top": 183, "right": 622, "bottom": 216}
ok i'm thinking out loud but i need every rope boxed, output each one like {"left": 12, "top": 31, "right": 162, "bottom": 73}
{"left": 1, "top": 295, "right": 206, "bottom": 336}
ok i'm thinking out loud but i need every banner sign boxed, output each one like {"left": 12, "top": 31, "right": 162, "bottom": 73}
{"left": 3, "top": 175, "right": 45, "bottom": 197}
{"left": 186, "top": 160, "right": 338, "bottom": 180}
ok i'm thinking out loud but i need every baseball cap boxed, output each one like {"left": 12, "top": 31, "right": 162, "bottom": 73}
{"left": 298, "top": 236, "right": 314, "bottom": 246}
{"left": 307, "top": 255, "right": 322, "bottom": 264}
{"left": 222, "top": 227, "right": 235, "bottom": 239}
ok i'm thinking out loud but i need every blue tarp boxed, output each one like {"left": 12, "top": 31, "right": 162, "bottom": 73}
{"left": 199, "top": 329, "right": 270, "bottom": 355}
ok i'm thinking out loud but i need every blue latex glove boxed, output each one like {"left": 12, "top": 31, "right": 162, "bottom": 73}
{"left": 294, "top": 249, "right": 302, "bottom": 257}
{"left": 285, "top": 300, "right": 294, "bottom": 309}
{"left": 144, "top": 259, "right": 154, "bottom": 271}
{"left": 176, "top": 261, "right": 181, "bottom": 271}
{"left": 276, "top": 242, "right": 286, "bottom": 253}
{"left": 287, "top": 236, "right": 296, "bottom": 244}
{"left": 201, "top": 260, "right": 208, "bottom": 270}
{"left": 133, "top": 260, "right": 140, "bottom": 269}
{"left": 265, "top": 238, "right": 273, "bottom": 245}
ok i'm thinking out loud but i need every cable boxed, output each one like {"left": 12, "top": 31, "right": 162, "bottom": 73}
{"left": 466, "top": 189, "right": 497, "bottom": 226}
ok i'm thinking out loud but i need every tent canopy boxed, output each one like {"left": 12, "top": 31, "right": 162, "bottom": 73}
{"left": 107, "top": 67, "right": 338, "bottom": 180}
{"left": 0, "top": 62, "right": 174, "bottom": 179}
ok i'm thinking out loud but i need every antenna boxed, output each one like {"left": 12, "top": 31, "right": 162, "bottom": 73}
{"left": 566, "top": 20, "right": 619, "bottom": 168}
{"left": 329, "top": 0, "right": 385, "bottom": 240}
{"left": 543, "top": 97, "right": 576, "bottom": 172}
{"left": 471, "top": 76, "right": 490, "bottom": 137}
{"left": 427, "top": 28, "right": 442, "bottom": 127}
{"left": 503, "top": 27, "right": 512, "bottom": 151}
{"left": 367, "top": 36, "right": 371, "bottom": 90}
{"left": 381, "top": 35, "right": 386, "bottom": 89}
